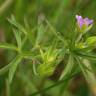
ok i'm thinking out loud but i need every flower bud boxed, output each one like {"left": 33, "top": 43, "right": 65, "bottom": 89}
{"left": 86, "top": 36, "right": 96, "bottom": 46}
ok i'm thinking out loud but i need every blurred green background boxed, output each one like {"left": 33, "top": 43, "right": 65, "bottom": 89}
{"left": 0, "top": 0, "right": 96, "bottom": 96}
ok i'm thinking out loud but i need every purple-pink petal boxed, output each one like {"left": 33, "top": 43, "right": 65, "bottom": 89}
{"left": 84, "top": 18, "right": 93, "bottom": 26}
{"left": 76, "top": 15, "right": 93, "bottom": 29}
{"left": 76, "top": 15, "right": 84, "bottom": 28}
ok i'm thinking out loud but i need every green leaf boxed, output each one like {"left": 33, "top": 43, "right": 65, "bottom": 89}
{"left": 0, "top": 63, "right": 12, "bottom": 75}
{"left": 8, "top": 15, "right": 35, "bottom": 45}
{"left": 13, "top": 29, "right": 22, "bottom": 50}
{"left": 8, "top": 55, "right": 22, "bottom": 84}
{"left": 75, "top": 51, "right": 96, "bottom": 59}
{"left": 74, "top": 57, "right": 88, "bottom": 79}
{"left": 8, "top": 15, "right": 27, "bottom": 35}
{"left": 0, "top": 43, "right": 18, "bottom": 51}
{"left": 74, "top": 56, "right": 93, "bottom": 73}
{"left": 0, "top": 55, "right": 21, "bottom": 76}
{"left": 59, "top": 55, "right": 74, "bottom": 80}
{"left": 39, "top": 49, "right": 45, "bottom": 61}
{"left": 32, "top": 63, "right": 37, "bottom": 75}
{"left": 35, "top": 23, "right": 45, "bottom": 45}
{"left": 75, "top": 57, "right": 96, "bottom": 85}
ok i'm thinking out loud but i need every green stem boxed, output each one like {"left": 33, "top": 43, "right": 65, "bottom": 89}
{"left": 6, "top": 79, "right": 10, "bottom": 96}
{"left": 76, "top": 57, "right": 96, "bottom": 96}
{"left": 76, "top": 33, "right": 83, "bottom": 43}
{"left": 83, "top": 59, "right": 96, "bottom": 96}
{"left": 29, "top": 72, "right": 79, "bottom": 96}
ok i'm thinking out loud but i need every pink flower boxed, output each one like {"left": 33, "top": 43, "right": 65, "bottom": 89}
{"left": 76, "top": 15, "right": 93, "bottom": 29}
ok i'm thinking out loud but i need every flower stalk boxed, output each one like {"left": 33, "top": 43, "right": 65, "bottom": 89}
{"left": 75, "top": 15, "right": 96, "bottom": 95}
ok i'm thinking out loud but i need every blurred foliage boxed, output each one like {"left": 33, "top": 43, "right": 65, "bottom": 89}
{"left": 0, "top": 0, "right": 96, "bottom": 96}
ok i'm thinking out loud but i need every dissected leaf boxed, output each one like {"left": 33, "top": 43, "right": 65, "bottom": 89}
{"left": 0, "top": 43, "right": 18, "bottom": 51}
{"left": 8, "top": 55, "right": 22, "bottom": 84}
